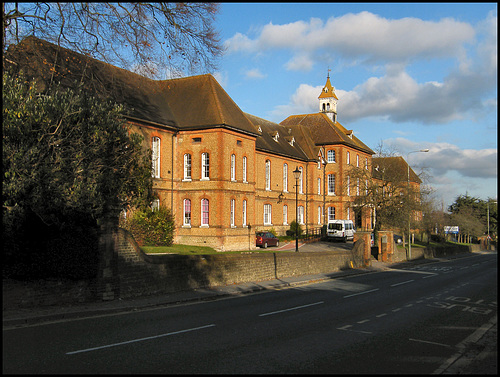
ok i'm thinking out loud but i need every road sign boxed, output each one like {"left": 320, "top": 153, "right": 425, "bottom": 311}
{"left": 444, "top": 226, "right": 459, "bottom": 234}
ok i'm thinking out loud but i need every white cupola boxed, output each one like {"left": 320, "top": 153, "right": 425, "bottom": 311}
{"left": 318, "top": 70, "right": 338, "bottom": 123}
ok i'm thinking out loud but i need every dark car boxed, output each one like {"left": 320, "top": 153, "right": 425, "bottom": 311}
{"left": 256, "top": 232, "right": 279, "bottom": 248}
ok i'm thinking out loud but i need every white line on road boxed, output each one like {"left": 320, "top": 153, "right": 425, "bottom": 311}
{"left": 343, "top": 288, "right": 379, "bottom": 298}
{"left": 258, "top": 301, "right": 324, "bottom": 317}
{"left": 391, "top": 279, "right": 415, "bottom": 287}
{"left": 409, "top": 338, "right": 452, "bottom": 348}
{"left": 376, "top": 313, "right": 387, "bottom": 318}
{"left": 337, "top": 325, "right": 372, "bottom": 334}
{"left": 423, "top": 274, "right": 438, "bottom": 279}
{"left": 66, "top": 324, "right": 216, "bottom": 355}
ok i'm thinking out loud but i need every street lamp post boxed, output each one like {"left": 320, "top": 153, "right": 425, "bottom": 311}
{"left": 407, "top": 149, "right": 429, "bottom": 260}
{"left": 293, "top": 167, "right": 301, "bottom": 252}
{"left": 487, "top": 201, "right": 497, "bottom": 250}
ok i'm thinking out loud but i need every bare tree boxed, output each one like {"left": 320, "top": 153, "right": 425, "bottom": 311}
{"left": 3, "top": 2, "right": 223, "bottom": 78}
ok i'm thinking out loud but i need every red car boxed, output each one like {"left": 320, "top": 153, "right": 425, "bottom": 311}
{"left": 256, "top": 232, "right": 279, "bottom": 248}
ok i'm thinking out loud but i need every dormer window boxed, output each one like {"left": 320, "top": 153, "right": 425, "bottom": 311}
{"left": 324, "top": 87, "right": 328, "bottom": 93}
{"left": 258, "top": 126, "right": 262, "bottom": 133}
{"left": 273, "top": 132, "right": 279, "bottom": 142}
{"left": 289, "top": 137, "right": 295, "bottom": 146}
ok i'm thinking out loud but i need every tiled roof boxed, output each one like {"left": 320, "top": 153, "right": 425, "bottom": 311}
{"left": 4, "top": 36, "right": 177, "bottom": 128}
{"left": 158, "top": 75, "right": 259, "bottom": 136}
{"left": 4, "top": 37, "right": 259, "bottom": 137}
{"left": 280, "top": 113, "right": 374, "bottom": 155}
{"left": 372, "top": 156, "right": 422, "bottom": 184}
{"left": 244, "top": 113, "right": 309, "bottom": 161}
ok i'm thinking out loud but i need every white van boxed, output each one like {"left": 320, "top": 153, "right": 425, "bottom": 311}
{"left": 327, "top": 220, "right": 355, "bottom": 242}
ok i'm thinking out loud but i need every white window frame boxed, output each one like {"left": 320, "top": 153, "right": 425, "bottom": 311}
{"left": 264, "top": 204, "right": 272, "bottom": 225}
{"left": 243, "top": 156, "right": 248, "bottom": 183}
{"left": 183, "top": 199, "right": 191, "bottom": 227}
{"left": 183, "top": 153, "right": 192, "bottom": 181}
{"left": 230, "top": 199, "right": 236, "bottom": 227}
{"left": 201, "top": 153, "right": 210, "bottom": 180}
{"left": 201, "top": 198, "right": 209, "bottom": 227}
{"left": 347, "top": 176, "right": 350, "bottom": 196}
{"left": 298, "top": 205, "right": 304, "bottom": 225}
{"left": 317, "top": 178, "right": 321, "bottom": 195}
{"left": 328, "top": 206, "right": 335, "bottom": 222}
{"left": 347, "top": 151, "right": 350, "bottom": 165}
{"left": 152, "top": 198, "right": 160, "bottom": 211}
{"left": 242, "top": 200, "right": 247, "bottom": 227}
{"left": 327, "top": 149, "right": 335, "bottom": 163}
{"left": 283, "top": 163, "right": 288, "bottom": 192}
{"left": 283, "top": 205, "right": 288, "bottom": 225}
{"left": 152, "top": 137, "right": 160, "bottom": 178}
{"left": 265, "top": 160, "right": 271, "bottom": 191}
{"left": 230, "top": 154, "right": 236, "bottom": 182}
{"left": 328, "top": 174, "right": 335, "bottom": 195}
{"left": 299, "top": 167, "right": 303, "bottom": 194}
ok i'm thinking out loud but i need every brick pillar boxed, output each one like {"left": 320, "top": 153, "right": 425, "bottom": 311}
{"left": 378, "top": 231, "right": 393, "bottom": 263}
{"left": 354, "top": 231, "right": 371, "bottom": 267}
{"left": 97, "top": 214, "right": 119, "bottom": 301}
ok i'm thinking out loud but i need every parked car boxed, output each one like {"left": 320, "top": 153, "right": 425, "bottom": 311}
{"left": 256, "top": 232, "right": 279, "bottom": 248}
{"left": 394, "top": 234, "right": 403, "bottom": 244}
{"left": 326, "top": 220, "right": 355, "bottom": 242}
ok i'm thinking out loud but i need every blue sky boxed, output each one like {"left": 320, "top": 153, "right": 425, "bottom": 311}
{"left": 214, "top": 3, "right": 497, "bottom": 209}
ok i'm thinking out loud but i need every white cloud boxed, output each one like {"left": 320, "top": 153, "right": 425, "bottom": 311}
{"left": 224, "top": 11, "right": 475, "bottom": 66}
{"left": 244, "top": 68, "right": 266, "bottom": 79}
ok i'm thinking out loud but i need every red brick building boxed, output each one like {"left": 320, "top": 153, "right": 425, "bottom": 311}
{"left": 6, "top": 37, "right": 382, "bottom": 251}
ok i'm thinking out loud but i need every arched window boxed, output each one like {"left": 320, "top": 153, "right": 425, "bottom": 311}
{"left": 283, "top": 163, "right": 288, "bottom": 192}
{"left": 230, "top": 154, "right": 236, "bottom": 181}
{"left": 201, "top": 153, "right": 210, "bottom": 180}
{"left": 183, "top": 153, "right": 191, "bottom": 180}
{"left": 230, "top": 199, "right": 235, "bottom": 227}
{"left": 299, "top": 167, "right": 303, "bottom": 194}
{"left": 265, "top": 160, "right": 271, "bottom": 190}
{"left": 201, "top": 199, "right": 209, "bottom": 226}
{"left": 283, "top": 205, "right": 288, "bottom": 225}
{"left": 243, "top": 156, "right": 248, "bottom": 183}
{"left": 242, "top": 200, "right": 247, "bottom": 227}
{"left": 183, "top": 199, "right": 191, "bottom": 226}
{"left": 152, "top": 137, "right": 160, "bottom": 178}
{"left": 328, "top": 174, "right": 335, "bottom": 195}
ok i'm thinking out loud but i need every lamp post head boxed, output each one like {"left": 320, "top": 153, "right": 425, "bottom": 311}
{"left": 293, "top": 167, "right": 301, "bottom": 180}
{"left": 420, "top": 149, "right": 429, "bottom": 153}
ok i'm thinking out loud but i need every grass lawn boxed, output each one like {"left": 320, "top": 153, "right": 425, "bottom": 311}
{"left": 141, "top": 241, "right": 295, "bottom": 255}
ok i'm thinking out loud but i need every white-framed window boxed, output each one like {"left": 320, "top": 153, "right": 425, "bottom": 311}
{"left": 299, "top": 166, "right": 303, "bottom": 194}
{"left": 265, "top": 160, "right": 271, "bottom": 190}
{"left": 327, "top": 149, "right": 336, "bottom": 163}
{"left": 365, "top": 157, "right": 368, "bottom": 170}
{"left": 183, "top": 199, "right": 191, "bottom": 227}
{"left": 357, "top": 178, "right": 360, "bottom": 196}
{"left": 152, "top": 198, "right": 160, "bottom": 211}
{"left": 230, "top": 154, "right": 236, "bottom": 181}
{"left": 201, "top": 153, "right": 210, "bottom": 180}
{"left": 365, "top": 179, "right": 369, "bottom": 196}
{"left": 356, "top": 154, "right": 359, "bottom": 167}
{"left": 264, "top": 204, "right": 272, "bottom": 225}
{"left": 183, "top": 153, "right": 191, "bottom": 180}
{"left": 328, "top": 206, "right": 335, "bottom": 221}
{"left": 243, "top": 156, "right": 247, "bottom": 183}
{"left": 283, "top": 163, "right": 288, "bottom": 192}
{"left": 283, "top": 205, "right": 288, "bottom": 225}
{"left": 347, "top": 151, "right": 350, "bottom": 165}
{"left": 318, "top": 206, "right": 322, "bottom": 225}
{"left": 298, "top": 205, "right": 304, "bottom": 225}
{"left": 242, "top": 200, "right": 247, "bottom": 227}
{"left": 328, "top": 174, "right": 335, "bottom": 195}
{"left": 347, "top": 207, "right": 350, "bottom": 220}
{"left": 347, "top": 176, "right": 350, "bottom": 196}
{"left": 152, "top": 137, "right": 160, "bottom": 178}
{"left": 230, "top": 199, "right": 235, "bottom": 227}
{"left": 201, "top": 198, "right": 209, "bottom": 226}
{"left": 318, "top": 178, "right": 321, "bottom": 195}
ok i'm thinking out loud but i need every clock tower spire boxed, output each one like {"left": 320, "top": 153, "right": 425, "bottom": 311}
{"left": 318, "top": 68, "right": 338, "bottom": 123}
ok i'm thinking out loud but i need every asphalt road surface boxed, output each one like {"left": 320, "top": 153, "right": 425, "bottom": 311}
{"left": 3, "top": 252, "right": 496, "bottom": 373}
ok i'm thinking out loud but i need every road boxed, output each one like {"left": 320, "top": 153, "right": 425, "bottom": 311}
{"left": 3, "top": 251, "right": 496, "bottom": 374}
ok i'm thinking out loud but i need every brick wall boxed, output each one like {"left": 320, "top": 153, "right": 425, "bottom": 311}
{"left": 114, "top": 228, "right": 365, "bottom": 299}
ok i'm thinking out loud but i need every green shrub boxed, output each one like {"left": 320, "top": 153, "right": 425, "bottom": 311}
{"left": 125, "top": 207, "right": 175, "bottom": 246}
{"left": 286, "top": 220, "right": 303, "bottom": 237}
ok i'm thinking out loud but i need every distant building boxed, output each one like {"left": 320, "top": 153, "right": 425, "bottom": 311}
{"left": 5, "top": 37, "right": 388, "bottom": 251}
